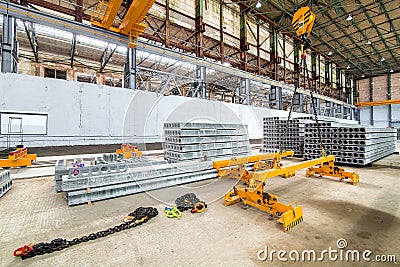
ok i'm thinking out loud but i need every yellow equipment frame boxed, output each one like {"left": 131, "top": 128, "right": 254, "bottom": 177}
{"left": 0, "top": 147, "right": 37, "bottom": 169}
{"left": 116, "top": 144, "right": 143, "bottom": 159}
{"left": 216, "top": 154, "right": 359, "bottom": 232}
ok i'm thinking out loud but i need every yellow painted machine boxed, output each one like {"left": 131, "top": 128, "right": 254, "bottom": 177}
{"left": 116, "top": 144, "right": 143, "bottom": 159}
{"left": 91, "top": 0, "right": 156, "bottom": 47}
{"left": 0, "top": 147, "right": 37, "bottom": 169}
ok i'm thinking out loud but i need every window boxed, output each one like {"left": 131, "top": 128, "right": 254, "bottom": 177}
{"left": 44, "top": 67, "right": 67, "bottom": 80}
{"left": 76, "top": 73, "right": 96, "bottom": 84}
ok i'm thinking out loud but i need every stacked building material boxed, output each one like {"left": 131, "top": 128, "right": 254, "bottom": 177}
{"left": 303, "top": 122, "right": 397, "bottom": 165}
{"left": 0, "top": 170, "right": 12, "bottom": 198}
{"left": 55, "top": 159, "right": 217, "bottom": 206}
{"left": 261, "top": 117, "right": 311, "bottom": 157}
{"left": 163, "top": 122, "right": 251, "bottom": 163}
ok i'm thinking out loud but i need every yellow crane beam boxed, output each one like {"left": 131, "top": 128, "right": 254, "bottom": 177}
{"left": 91, "top": 0, "right": 156, "bottom": 47}
{"left": 119, "top": 0, "right": 156, "bottom": 36}
{"left": 355, "top": 99, "right": 400, "bottom": 108}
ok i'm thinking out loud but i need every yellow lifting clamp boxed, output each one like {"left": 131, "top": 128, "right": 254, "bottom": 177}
{"left": 215, "top": 154, "right": 359, "bottom": 232}
{"left": 306, "top": 161, "right": 359, "bottom": 185}
{"left": 0, "top": 147, "right": 37, "bottom": 169}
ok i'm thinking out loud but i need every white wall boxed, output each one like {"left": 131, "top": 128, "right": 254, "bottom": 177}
{"left": 0, "top": 73, "right": 356, "bottom": 147}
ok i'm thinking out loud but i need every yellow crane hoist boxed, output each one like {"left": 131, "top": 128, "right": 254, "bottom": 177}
{"left": 292, "top": 6, "right": 316, "bottom": 54}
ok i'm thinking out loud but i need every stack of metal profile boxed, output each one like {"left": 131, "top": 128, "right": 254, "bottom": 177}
{"left": 0, "top": 170, "right": 12, "bottom": 198}
{"left": 55, "top": 159, "right": 217, "bottom": 206}
{"left": 261, "top": 117, "right": 311, "bottom": 157}
{"left": 303, "top": 122, "right": 397, "bottom": 165}
{"left": 163, "top": 122, "right": 251, "bottom": 163}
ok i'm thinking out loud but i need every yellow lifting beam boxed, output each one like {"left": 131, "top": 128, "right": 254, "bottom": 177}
{"left": 0, "top": 147, "right": 37, "bottom": 169}
{"left": 213, "top": 150, "right": 294, "bottom": 171}
{"left": 216, "top": 154, "right": 359, "bottom": 232}
{"left": 214, "top": 151, "right": 294, "bottom": 182}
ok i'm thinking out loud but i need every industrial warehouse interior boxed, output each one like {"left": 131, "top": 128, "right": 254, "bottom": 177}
{"left": 0, "top": 0, "right": 399, "bottom": 265}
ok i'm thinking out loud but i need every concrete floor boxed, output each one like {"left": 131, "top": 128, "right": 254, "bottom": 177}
{"left": 1, "top": 157, "right": 399, "bottom": 266}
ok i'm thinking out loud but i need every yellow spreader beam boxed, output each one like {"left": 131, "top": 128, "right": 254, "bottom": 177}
{"left": 215, "top": 153, "right": 359, "bottom": 232}
{"left": 0, "top": 147, "right": 37, "bottom": 169}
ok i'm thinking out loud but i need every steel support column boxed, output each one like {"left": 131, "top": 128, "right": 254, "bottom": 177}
{"left": 388, "top": 73, "right": 392, "bottom": 127}
{"left": 282, "top": 34, "right": 286, "bottom": 83}
{"left": 196, "top": 66, "right": 206, "bottom": 98}
{"left": 195, "top": 0, "right": 205, "bottom": 58}
{"left": 311, "top": 51, "right": 317, "bottom": 90}
{"left": 294, "top": 41, "right": 299, "bottom": 85}
{"left": 236, "top": 78, "right": 250, "bottom": 104}
{"left": 165, "top": 0, "right": 171, "bottom": 48}
{"left": 336, "top": 67, "right": 341, "bottom": 100}
{"left": 219, "top": 0, "right": 224, "bottom": 64}
{"left": 293, "top": 92, "right": 304, "bottom": 113}
{"left": 369, "top": 76, "right": 373, "bottom": 125}
{"left": 256, "top": 18, "right": 260, "bottom": 74}
{"left": 124, "top": 48, "right": 136, "bottom": 89}
{"left": 270, "top": 27, "right": 278, "bottom": 80}
{"left": 268, "top": 86, "right": 282, "bottom": 110}
{"left": 1, "top": 14, "right": 18, "bottom": 73}
{"left": 324, "top": 60, "right": 330, "bottom": 89}
{"left": 239, "top": 7, "right": 248, "bottom": 71}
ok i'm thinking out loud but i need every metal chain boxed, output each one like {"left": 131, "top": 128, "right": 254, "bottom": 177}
{"left": 175, "top": 193, "right": 206, "bottom": 212}
{"left": 303, "top": 58, "right": 325, "bottom": 156}
{"left": 17, "top": 207, "right": 158, "bottom": 260}
{"left": 280, "top": 47, "right": 303, "bottom": 153}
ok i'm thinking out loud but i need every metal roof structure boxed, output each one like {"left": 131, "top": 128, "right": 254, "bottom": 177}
{"left": 245, "top": 0, "right": 399, "bottom": 77}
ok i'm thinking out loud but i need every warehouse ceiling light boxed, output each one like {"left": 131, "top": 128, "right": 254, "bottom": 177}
{"left": 346, "top": 14, "right": 353, "bottom": 21}
{"left": 255, "top": 1, "right": 262, "bottom": 8}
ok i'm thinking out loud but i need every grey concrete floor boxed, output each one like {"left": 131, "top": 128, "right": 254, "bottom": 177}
{"left": 1, "top": 158, "right": 399, "bottom": 266}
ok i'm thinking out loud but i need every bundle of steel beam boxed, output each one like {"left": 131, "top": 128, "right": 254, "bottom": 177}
{"left": 163, "top": 122, "right": 251, "bottom": 162}
{"left": 303, "top": 122, "right": 397, "bottom": 165}
{"left": 261, "top": 117, "right": 312, "bottom": 157}
{"left": 0, "top": 170, "right": 12, "bottom": 198}
{"left": 54, "top": 159, "right": 217, "bottom": 206}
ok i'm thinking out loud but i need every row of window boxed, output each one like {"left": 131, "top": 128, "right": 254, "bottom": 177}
{"left": 43, "top": 67, "right": 122, "bottom": 87}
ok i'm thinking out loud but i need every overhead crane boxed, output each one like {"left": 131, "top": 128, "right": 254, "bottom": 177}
{"left": 91, "top": 0, "right": 156, "bottom": 47}
{"left": 212, "top": 5, "right": 359, "bottom": 232}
